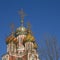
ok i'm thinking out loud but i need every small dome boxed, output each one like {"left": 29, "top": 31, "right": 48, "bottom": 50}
{"left": 6, "top": 34, "right": 18, "bottom": 44}
{"left": 23, "top": 31, "right": 35, "bottom": 43}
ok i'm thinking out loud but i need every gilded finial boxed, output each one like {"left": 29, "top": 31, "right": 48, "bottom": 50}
{"left": 19, "top": 8, "right": 27, "bottom": 26}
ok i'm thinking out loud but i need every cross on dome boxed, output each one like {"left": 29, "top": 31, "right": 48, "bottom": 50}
{"left": 27, "top": 22, "right": 31, "bottom": 30}
{"left": 19, "top": 8, "right": 27, "bottom": 26}
{"left": 10, "top": 23, "right": 15, "bottom": 34}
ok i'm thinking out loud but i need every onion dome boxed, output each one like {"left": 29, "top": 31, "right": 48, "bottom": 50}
{"left": 33, "top": 43, "right": 37, "bottom": 49}
{"left": 6, "top": 23, "right": 18, "bottom": 44}
{"left": 23, "top": 30, "right": 35, "bottom": 43}
{"left": 15, "top": 26, "right": 27, "bottom": 37}
{"left": 6, "top": 34, "right": 18, "bottom": 44}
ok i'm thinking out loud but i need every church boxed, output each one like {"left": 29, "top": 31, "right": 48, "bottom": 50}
{"left": 2, "top": 9, "right": 39, "bottom": 60}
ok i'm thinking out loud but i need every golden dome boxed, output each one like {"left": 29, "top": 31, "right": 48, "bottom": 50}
{"left": 6, "top": 34, "right": 18, "bottom": 44}
{"left": 13, "top": 37, "right": 18, "bottom": 44}
{"left": 23, "top": 30, "right": 35, "bottom": 43}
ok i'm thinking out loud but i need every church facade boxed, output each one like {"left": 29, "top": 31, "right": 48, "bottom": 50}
{"left": 2, "top": 9, "right": 39, "bottom": 60}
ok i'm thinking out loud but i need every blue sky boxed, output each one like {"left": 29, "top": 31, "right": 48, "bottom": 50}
{"left": 0, "top": 0, "right": 60, "bottom": 59}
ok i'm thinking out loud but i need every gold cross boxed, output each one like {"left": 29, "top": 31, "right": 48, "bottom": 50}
{"left": 19, "top": 8, "right": 26, "bottom": 20}
{"left": 10, "top": 23, "right": 14, "bottom": 34}
{"left": 27, "top": 22, "right": 33, "bottom": 34}
{"left": 27, "top": 22, "right": 31, "bottom": 30}
{"left": 19, "top": 8, "right": 27, "bottom": 26}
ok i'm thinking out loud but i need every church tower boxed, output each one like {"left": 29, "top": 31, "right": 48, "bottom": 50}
{"left": 2, "top": 9, "right": 39, "bottom": 60}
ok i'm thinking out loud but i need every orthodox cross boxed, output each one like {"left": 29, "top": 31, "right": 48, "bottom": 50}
{"left": 27, "top": 22, "right": 31, "bottom": 30}
{"left": 19, "top": 9, "right": 27, "bottom": 26}
{"left": 27, "top": 22, "right": 34, "bottom": 34}
{"left": 10, "top": 23, "right": 14, "bottom": 34}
